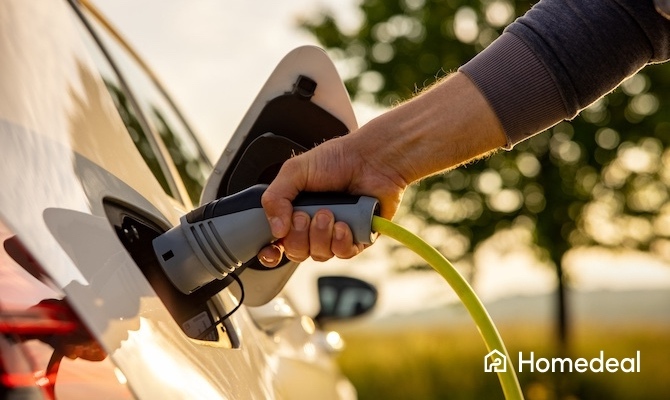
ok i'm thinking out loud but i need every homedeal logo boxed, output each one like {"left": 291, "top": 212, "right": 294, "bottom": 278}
{"left": 484, "top": 350, "right": 507, "bottom": 373}
{"left": 485, "top": 350, "right": 641, "bottom": 374}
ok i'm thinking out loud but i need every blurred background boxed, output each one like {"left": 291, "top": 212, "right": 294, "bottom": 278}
{"left": 93, "top": 1, "right": 670, "bottom": 399}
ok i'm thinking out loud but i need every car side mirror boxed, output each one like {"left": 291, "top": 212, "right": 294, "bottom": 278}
{"left": 315, "top": 276, "right": 377, "bottom": 324}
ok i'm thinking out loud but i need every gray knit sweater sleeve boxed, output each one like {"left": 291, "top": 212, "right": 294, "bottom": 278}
{"left": 459, "top": 0, "right": 670, "bottom": 149}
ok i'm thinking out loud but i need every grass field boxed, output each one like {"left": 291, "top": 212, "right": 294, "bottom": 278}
{"left": 336, "top": 322, "right": 670, "bottom": 399}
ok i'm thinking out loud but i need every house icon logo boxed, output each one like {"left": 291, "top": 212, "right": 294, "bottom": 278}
{"left": 484, "top": 350, "right": 507, "bottom": 373}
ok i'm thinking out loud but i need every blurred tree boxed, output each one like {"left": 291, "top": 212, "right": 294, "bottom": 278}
{"left": 301, "top": 0, "right": 670, "bottom": 345}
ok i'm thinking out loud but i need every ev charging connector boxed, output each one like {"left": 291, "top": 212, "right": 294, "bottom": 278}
{"left": 152, "top": 184, "right": 379, "bottom": 294}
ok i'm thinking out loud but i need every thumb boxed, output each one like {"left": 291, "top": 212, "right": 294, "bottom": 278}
{"left": 261, "top": 190, "right": 293, "bottom": 239}
{"left": 261, "top": 158, "right": 305, "bottom": 238}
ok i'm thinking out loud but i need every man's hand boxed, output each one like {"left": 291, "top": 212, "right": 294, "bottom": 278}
{"left": 258, "top": 132, "right": 408, "bottom": 266}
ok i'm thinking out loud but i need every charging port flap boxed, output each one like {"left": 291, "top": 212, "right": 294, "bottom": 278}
{"left": 199, "top": 46, "right": 357, "bottom": 306}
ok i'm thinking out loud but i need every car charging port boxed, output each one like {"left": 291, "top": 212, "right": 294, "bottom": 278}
{"left": 103, "top": 199, "right": 239, "bottom": 346}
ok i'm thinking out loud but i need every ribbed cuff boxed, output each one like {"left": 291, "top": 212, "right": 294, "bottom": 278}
{"left": 459, "top": 32, "right": 568, "bottom": 149}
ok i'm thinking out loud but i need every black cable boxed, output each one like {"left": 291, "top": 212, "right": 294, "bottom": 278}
{"left": 196, "top": 272, "right": 244, "bottom": 340}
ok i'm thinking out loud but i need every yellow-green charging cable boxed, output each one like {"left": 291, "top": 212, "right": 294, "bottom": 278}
{"left": 372, "top": 216, "right": 523, "bottom": 400}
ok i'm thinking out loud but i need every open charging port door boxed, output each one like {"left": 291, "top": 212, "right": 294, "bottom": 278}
{"left": 200, "top": 46, "right": 358, "bottom": 306}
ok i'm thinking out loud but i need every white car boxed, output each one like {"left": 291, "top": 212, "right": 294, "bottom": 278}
{"left": 0, "top": 1, "right": 377, "bottom": 399}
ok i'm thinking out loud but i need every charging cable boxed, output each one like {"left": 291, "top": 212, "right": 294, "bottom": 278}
{"left": 372, "top": 216, "right": 523, "bottom": 400}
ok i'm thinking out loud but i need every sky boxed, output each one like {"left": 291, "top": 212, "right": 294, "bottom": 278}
{"left": 91, "top": 1, "right": 670, "bottom": 318}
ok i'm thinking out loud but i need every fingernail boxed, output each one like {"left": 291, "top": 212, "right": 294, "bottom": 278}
{"left": 261, "top": 244, "right": 281, "bottom": 265}
{"left": 334, "top": 225, "right": 345, "bottom": 241}
{"left": 293, "top": 214, "right": 309, "bottom": 231}
{"left": 316, "top": 213, "right": 330, "bottom": 230}
{"left": 261, "top": 254, "right": 276, "bottom": 264}
{"left": 270, "top": 217, "right": 285, "bottom": 237}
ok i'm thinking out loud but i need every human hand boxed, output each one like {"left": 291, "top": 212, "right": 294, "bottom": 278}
{"left": 258, "top": 128, "right": 409, "bottom": 266}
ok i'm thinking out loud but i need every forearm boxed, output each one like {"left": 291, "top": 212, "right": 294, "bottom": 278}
{"left": 349, "top": 72, "right": 506, "bottom": 185}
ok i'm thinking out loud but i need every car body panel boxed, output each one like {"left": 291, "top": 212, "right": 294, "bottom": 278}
{"left": 1, "top": 1, "right": 357, "bottom": 399}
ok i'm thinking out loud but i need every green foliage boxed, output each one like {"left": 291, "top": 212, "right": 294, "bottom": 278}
{"left": 303, "top": 0, "right": 532, "bottom": 105}
{"left": 301, "top": 0, "right": 670, "bottom": 271}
